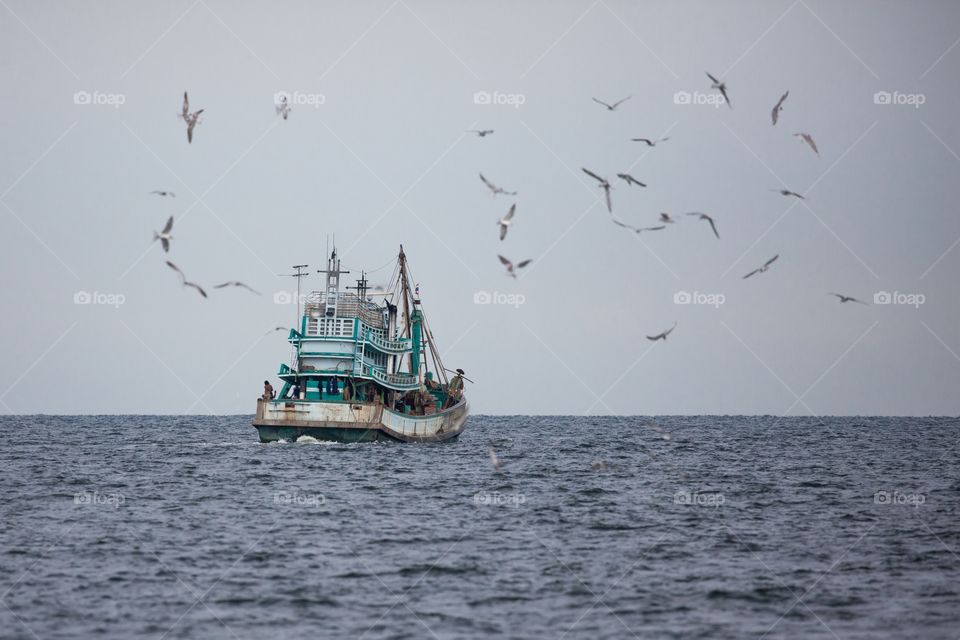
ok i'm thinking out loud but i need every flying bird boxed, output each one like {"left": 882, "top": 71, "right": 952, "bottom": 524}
{"left": 742, "top": 254, "right": 779, "bottom": 279}
{"left": 276, "top": 95, "right": 291, "bottom": 120}
{"left": 498, "top": 254, "right": 531, "bottom": 278}
{"left": 829, "top": 293, "right": 869, "bottom": 305}
{"left": 771, "top": 91, "right": 789, "bottom": 125}
{"left": 468, "top": 129, "right": 494, "bottom": 137}
{"left": 706, "top": 72, "right": 731, "bottom": 108}
{"left": 582, "top": 168, "right": 613, "bottom": 213}
{"left": 611, "top": 218, "right": 665, "bottom": 234}
{"left": 659, "top": 212, "right": 677, "bottom": 224}
{"left": 686, "top": 212, "right": 719, "bottom": 238}
{"left": 794, "top": 132, "right": 819, "bottom": 156}
{"left": 647, "top": 322, "right": 677, "bottom": 342}
{"left": 166, "top": 260, "right": 207, "bottom": 298}
{"left": 180, "top": 91, "right": 204, "bottom": 143}
{"left": 616, "top": 173, "right": 647, "bottom": 187}
{"left": 213, "top": 281, "right": 261, "bottom": 295}
{"left": 631, "top": 136, "right": 670, "bottom": 147}
{"left": 488, "top": 447, "right": 505, "bottom": 471}
{"left": 592, "top": 96, "right": 631, "bottom": 111}
{"left": 150, "top": 190, "right": 175, "bottom": 198}
{"left": 479, "top": 173, "right": 517, "bottom": 196}
{"left": 772, "top": 188, "right": 805, "bottom": 199}
{"left": 497, "top": 203, "right": 516, "bottom": 241}
{"left": 153, "top": 215, "right": 173, "bottom": 252}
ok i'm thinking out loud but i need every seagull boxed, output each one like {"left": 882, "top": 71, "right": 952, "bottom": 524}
{"left": 180, "top": 91, "right": 204, "bottom": 143}
{"left": 592, "top": 96, "right": 631, "bottom": 111}
{"left": 498, "top": 255, "right": 531, "bottom": 278}
{"left": 647, "top": 322, "right": 677, "bottom": 342}
{"left": 706, "top": 72, "right": 731, "bottom": 108}
{"left": 794, "top": 132, "right": 819, "bottom": 156}
{"left": 166, "top": 260, "right": 207, "bottom": 298}
{"left": 772, "top": 188, "right": 805, "bottom": 199}
{"left": 771, "top": 91, "right": 789, "bottom": 125}
{"left": 497, "top": 204, "right": 516, "bottom": 241}
{"left": 743, "top": 254, "right": 779, "bottom": 279}
{"left": 488, "top": 447, "right": 505, "bottom": 471}
{"left": 275, "top": 95, "right": 291, "bottom": 120}
{"left": 264, "top": 326, "right": 288, "bottom": 336}
{"left": 213, "top": 281, "right": 261, "bottom": 295}
{"left": 686, "top": 212, "right": 719, "bottom": 238}
{"left": 631, "top": 136, "right": 670, "bottom": 147}
{"left": 153, "top": 215, "right": 173, "bottom": 252}
{"left": 582, "top": 168, "right": 613, "bottom": 213}
{"left": 468, "top": 129, "right": 494, "bottom": 137}
{"left": 829, "top": 293, "right": 869, "bottom": 305}
{"left": 611, "top": 218, "right": 665, "bottom": 233}
{"left": 659, "top": 212, "right": 677, "bottom": 224}
{"left": 479, "top": 173, "right": 517, "bottom": 196}
{"left": 616, "top": 173, "right": 647, "bottom": 187}
{"left": 150, "top": 190, "right": 176, "bottom": 198}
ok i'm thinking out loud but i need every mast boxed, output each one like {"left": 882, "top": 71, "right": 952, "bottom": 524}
{"left": 317, "top": 247, "right": 349, "bottom": 318}
{"left": 398, "top": 246, "right": 414, "bottom": 373}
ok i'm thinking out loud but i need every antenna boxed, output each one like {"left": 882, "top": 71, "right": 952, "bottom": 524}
{"left": 283, "top": 264, "right": 310, "bottom": 330}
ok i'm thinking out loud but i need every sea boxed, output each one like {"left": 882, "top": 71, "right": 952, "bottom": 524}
{"left": 0, "top": 415, "right": 957, "bottom": 639}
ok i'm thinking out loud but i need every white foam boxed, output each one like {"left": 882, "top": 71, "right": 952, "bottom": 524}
{"left": 295, "top": 435, "right": 323, "bottom": 444}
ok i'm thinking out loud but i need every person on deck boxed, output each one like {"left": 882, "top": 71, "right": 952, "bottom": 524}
{"left": 443, "top": 369, "right": 465, "bottom": 408}
{"left": 262, "top": 380, "right": 275, "bottom": 401}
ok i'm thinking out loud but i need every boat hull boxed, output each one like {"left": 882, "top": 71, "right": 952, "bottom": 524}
{"left": 252, "top": 398, "right": 468, "bottom": 443}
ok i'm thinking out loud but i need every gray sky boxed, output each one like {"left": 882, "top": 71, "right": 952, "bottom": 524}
{"left": 1, "top": 0, "right": 959, "bottom": 416}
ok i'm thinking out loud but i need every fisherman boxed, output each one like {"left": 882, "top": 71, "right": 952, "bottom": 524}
{"left": 443, "top": 368, "right": 465, "bottom": 408}
{"left": 262, "top": 380, "right": 275, "bottom": 400}
{"left": 291, "top": 382, "right": 301, "bottom": 399}
{"left": 424, "top": 371, "right": 439, "bottom": 390}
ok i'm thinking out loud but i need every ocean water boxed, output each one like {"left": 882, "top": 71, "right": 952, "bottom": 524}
{"left": 0, "top": 415, "right": 957, "bottom": 640}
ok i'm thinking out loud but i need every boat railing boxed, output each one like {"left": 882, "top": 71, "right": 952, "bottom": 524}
{"left": 365, "top": 330, "right": 412, "bottom": 354}
{"left": 305, "top": 293, "right": 385, "bottom": 328}
{"left": 370, "top": 369, "right": 420, "bottom": 391}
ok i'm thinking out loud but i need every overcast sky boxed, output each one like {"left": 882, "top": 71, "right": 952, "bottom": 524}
{"left": 1, "top": 0, "right": 959, "bottom": 416}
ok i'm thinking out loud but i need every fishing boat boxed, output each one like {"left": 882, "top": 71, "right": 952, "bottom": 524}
{"left": 253, "top": 245, "right": 469, "bottom": 443}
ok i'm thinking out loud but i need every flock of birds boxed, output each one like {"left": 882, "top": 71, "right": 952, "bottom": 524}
{"left": 147, "top": 91, "right": 264, "bottom": 299}
{"left": 474, "top": 71, "right": 868, "bottom": 346}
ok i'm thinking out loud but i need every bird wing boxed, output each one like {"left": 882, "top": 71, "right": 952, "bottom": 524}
{"left": 706, "top": 72, "right": 720, "bottom": 84}
{"left": 604, "top": 188, "right": 612, "bottom": 213}
{"left": 743, "top": 268, "right": 760, "bottom": 279}
{"left": 166, "top": 260, "right": 185, "bottom": 282}
{"left": 646, "top": 334, "right": 661, "bottom": 341}
{"left": 632, "top": 138, "right": 652, "bottom": 145}
{"left": 772, "top": 91, "right": 788, "bottom": 125}
{"left": 187, "top": 121, "right": 195, "bottom": 143}
{"left": 765, "top": 254, "right": 779, "bottom": 268}
{"left": 497, "top": 254, "right": 512, "bottom": 268}
{"left": 161, "top": 238, "right": 169, "bottom": 252}
{"left": 185, "top": 282, "right": 207, "bottom": 298}
{"left": 581, "top": 167, "right": 604, "bottom": 183}
{"left": 503, "top": 203, "right": 516, "bottom": 222}
{"left": 516, "top": 259, "right": 532, "bottom": 269}
{"left": 642, "top": 225, "right": 666, "bottom": 231}
{"left": 162, "top": 215, "right": 174, "bottom": 234}
{"left": 591, "top": 97, "right": 612, "bottom": 109}
{"left": 719, "top": 86, "right": 731, "bottom": 108}
{"left": 664, "top": 322, "right": 677, "bottom": 336}
{"left": 499, "top": 224, "right": 507, "bottom": 241}
{"left": 479, "top": 173, "right": 495, "bottom": 191}
{"left": 182, "top": 92, "right": 189, "bottom": 119}
{"left": 804, "top": 134, "right": 819, "bottom": 155}
{"left": 611, "top": 96, "right": 632, "bottom": 108}
{"left": 707, "top": 216, "right": 719, "bottom": 238}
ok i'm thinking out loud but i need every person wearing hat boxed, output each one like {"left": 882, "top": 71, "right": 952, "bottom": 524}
{"left": 445, "top": 368, "right": 465, "bottom": 408}
{"left": 261, "top": 380, "right": 275, "bottom": 401}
